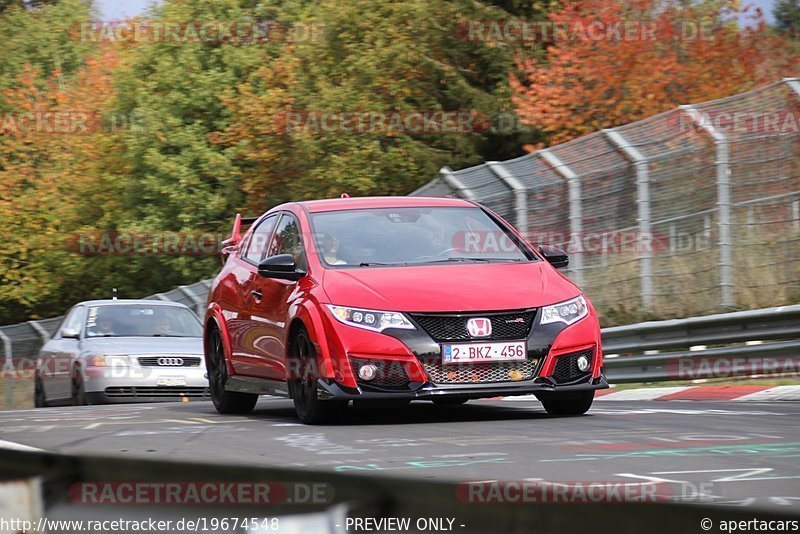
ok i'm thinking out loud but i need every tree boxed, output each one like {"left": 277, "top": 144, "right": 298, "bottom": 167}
{"left": 0, "top": 0, "right": 92, "bottom": 98}
{"left": 0, "top": 0, "right": 60, "bottom": 14}
{"left": 222, "top": 0, "right": 544, "bottom": 212}
{"left": 510, "top": 0, "right": 800, "bottom": 146}
{"left": 0, "top": 48, "right": 120, "bottom": 322}
{"left": 775, "top": 0, "right": 800, "bottom": 37}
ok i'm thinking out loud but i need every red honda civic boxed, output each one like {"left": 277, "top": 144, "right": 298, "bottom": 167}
{"left": 204, "top": 196, "right": 606, "bottom": 423}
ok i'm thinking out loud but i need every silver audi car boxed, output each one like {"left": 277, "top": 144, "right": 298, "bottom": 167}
{"left": 34, "top": 299, "right": 209, "bottom": 406}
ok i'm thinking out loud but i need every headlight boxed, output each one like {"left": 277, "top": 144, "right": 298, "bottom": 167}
{"left": 540, "top": 295, "right": 588, "bottom": 326}
{"left": 90, "top": 355, "right": 130, "bottom": 367}
{"left": 326, "top": 305, "right": 415, "bottom": 333}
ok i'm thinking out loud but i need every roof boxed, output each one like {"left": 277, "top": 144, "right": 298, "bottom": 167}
{"left": 76, "top": 299, "right": 190, "bottom": 308}
{"left": 300, "top": 195, "right": 474, "bottom": 213}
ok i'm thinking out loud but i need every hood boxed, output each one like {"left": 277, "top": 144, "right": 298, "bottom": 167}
{"left": 81, "top": 336, "right": 203, "bottom": 355}
{"left": 321, "top": 261, "right": 580, "bottom": 313}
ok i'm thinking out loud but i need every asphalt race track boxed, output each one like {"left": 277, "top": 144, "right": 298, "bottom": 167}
{"left": 2, "top": 398, "right": 800, "bottom": 511}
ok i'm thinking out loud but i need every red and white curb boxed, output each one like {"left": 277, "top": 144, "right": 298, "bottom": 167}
{"left": 493, "top": 385, "right": 800, "bottom": 402}
{"left": 592, "top": 385, "right": 800, "bottom": 401}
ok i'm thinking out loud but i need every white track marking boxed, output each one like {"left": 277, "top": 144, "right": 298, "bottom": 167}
{"left": 734, "top": 386, "right": 800, "bottom": 402}
{"left": 0, "top": 439, "right": 44, "bottom": 452}
{"left": 594, "top": 387, "right": 692, "bottom": 401}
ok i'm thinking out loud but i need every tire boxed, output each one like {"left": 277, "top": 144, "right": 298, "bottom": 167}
{"left": 432, "top": 397, "right": 468, "bottom": 406}
{"left": 207, "top": 327, "right": 258, "bottom": 414}
{"left": 289, "top": 326, "right": 346, "bottom": 424}
{"left": 541, "top": 391, "right": 595, "bottom": 416}
{"left": 71, "top": 366, "right": 88, "bottom": 406}
{"left": 34, "top": 373, "right": 48, "bottom": 408}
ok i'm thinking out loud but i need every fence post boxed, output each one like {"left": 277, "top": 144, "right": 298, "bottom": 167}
{"left": 179, "top": 286, "right": 205, "bottom": 316}
{"left": 784, "top": 80, "right": 800, "bottom": 234}
{"left": 439, "top": 167, "right": 478, "bottom": 202}
{"left": 539, "top": 149, "right": 583, "bottom": 288}
{"left": 681, "top": 105, "right": 735, "bottom": 309}
{"left": 27, "top": 320, "right": 51, "bottom": 345}
{"left": 0, "top": 328, "right": 13, "bottom": 408}
{"left": 487, "top": 161, "right": 528, "bottom": 236}
{"left": 604, "top": 129, "right": 654, "bottom": 311}
{"left": 785, "top": 77, "right": 800, "bottom": 98}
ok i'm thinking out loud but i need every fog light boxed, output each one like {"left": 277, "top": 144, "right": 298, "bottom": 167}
{"left": 576, "top": 355, "right": 591, "bottom": 372}
{"left": 358, "top": 364, "right": 378, "bottom": 381}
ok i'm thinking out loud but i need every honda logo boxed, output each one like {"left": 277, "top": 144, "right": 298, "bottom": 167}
{"left": 466, "top": 318, "right": 492, "bottom": 338}
{"left": 157, "top": 357, "right": 184, "bottom": 366}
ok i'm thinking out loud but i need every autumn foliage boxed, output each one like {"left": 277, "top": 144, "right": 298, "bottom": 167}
{"left": 510, "top": 0, "right": 800, "bottom": 146}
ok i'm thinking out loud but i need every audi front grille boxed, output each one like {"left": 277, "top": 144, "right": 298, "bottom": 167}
{"left": 137, "top": 356, "right": 202, "bottom": 367}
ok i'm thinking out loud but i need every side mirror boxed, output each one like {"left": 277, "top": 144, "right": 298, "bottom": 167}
{"left": 539, "top": 245, "right": 569, "bottom": 269}
{"left": 61, "top": 328, "right": 80, "bottom": 339}
{"left": 258, "top": 254, "right": 306, "bottom": 281}
{"left": 220, "top": 244, "right": 237, "bottom": 265}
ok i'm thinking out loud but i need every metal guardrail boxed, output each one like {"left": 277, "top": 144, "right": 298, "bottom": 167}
{"left": 602, "top": 305, "right": 800, "bottom": 384}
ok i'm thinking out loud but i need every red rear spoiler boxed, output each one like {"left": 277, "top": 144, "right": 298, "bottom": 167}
{"left": 221, "top": 214, "right": 258, "bottom": 247}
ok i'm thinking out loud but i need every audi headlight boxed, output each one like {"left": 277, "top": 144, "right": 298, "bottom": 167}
{"left": 540, "top": 295, "right": 588, "bottom": 326}
{"left": 90, "top": 355, "right": 130, "bottom": 367}
{"left": 327, "top": 305, "right": 415, "bottom": 333}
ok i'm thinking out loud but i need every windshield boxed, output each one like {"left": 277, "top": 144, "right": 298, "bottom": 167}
{"left": 85, "top": 304, "right": 202, "bottom": 338}
{"left": 309, "top": 206, "right": 534, "bottom": 267}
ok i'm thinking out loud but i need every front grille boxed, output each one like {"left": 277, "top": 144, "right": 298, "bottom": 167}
{"left": 105, "top": 386, "right": 209, "bottom": 398}
{"left": 551, "top": 349, "right": 593, "bottom": 384}
{"left": 410, "top": 310, "right": 536, "bottom": 342}
{"left": 350, "top": 357, "right": 411, "bottom": 390}
{"left": 138, "top": 356, "right": 201, "bottom": 367}
{"left": 420, "top": 358, "right": 539, "bottom": 384}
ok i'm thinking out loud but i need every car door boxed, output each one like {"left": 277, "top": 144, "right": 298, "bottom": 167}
{"left": 228, "top": 214, "right": 279, "bottom": 377}
{"left": 247, "top": 212, "right": 308, "bottom": 381}
{"left": 44, "top": 305, "right": 85, "bottom": 400}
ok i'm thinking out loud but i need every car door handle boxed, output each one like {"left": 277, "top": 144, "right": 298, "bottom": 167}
{"left": 251, "top": 289, "right": 263, "bottom": 300}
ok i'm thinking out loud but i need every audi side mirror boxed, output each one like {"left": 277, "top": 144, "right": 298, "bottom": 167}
{"left": 258, "top": 254, "right": 306, "bottom": 281}
{"left": 61, "top": 328, "right": 80, "bottom": 339}
{"left": 539, "top": 245, "right": 569, "bottom": 269}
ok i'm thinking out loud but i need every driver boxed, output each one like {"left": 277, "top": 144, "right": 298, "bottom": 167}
{"left": 316, "top": 233, "right": 346, "bottom": 265}
{"left": 155, "top": 317, "right": 174, "bottom": 335}
{"left": 88, "top": 317, "right": 115, "bottom": 336}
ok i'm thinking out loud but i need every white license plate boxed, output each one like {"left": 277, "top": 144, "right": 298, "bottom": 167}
{"left": 442, "top": 341, "right": 527, "bottom": 364}
{"left": 156, "top": 376, "right": 187, "bottom": 386}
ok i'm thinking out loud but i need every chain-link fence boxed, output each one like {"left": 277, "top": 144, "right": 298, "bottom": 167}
{"left": 413, "top": 78, "right": 800, "bottom": 322}
{"left": 0, "top": 281, "right": 212, "bottom": 409}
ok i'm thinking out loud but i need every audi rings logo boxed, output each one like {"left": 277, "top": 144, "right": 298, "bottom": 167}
{"left": 157, "top": 357, "right": 184, "bottom": 366}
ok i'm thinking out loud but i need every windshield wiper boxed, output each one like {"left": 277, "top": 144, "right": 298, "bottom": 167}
{"left": 418, "top": 257, "right": 524, "bottom": 264}
{"left": 358, "top": 262, "right": 408, "bottom": 267}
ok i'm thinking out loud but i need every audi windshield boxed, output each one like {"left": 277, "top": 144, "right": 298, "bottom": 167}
{"left": 85, "top": 305, "right": 202, "bottom": 338}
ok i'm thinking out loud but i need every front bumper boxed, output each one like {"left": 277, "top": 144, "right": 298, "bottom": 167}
{"left": 318, "top": 374, "right": 608, "bottom": 401}
{"left": 84, "top": 366, "right": 210, "bottom": 404}
{"left": 319, "top": 304, "right": 606, "bottom": 399}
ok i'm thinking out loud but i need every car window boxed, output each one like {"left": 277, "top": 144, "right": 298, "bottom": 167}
{"left": 85, "top": 304, "right": 202, "bottom": 338}
{"left": 268, "top": 214, "right": 307, "bottom": 271}
{"left": 242, "top": 215, "right": 278, "bottom": 264}
{"left": 60, "top": 306, "right": 85, "bottom": 337}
